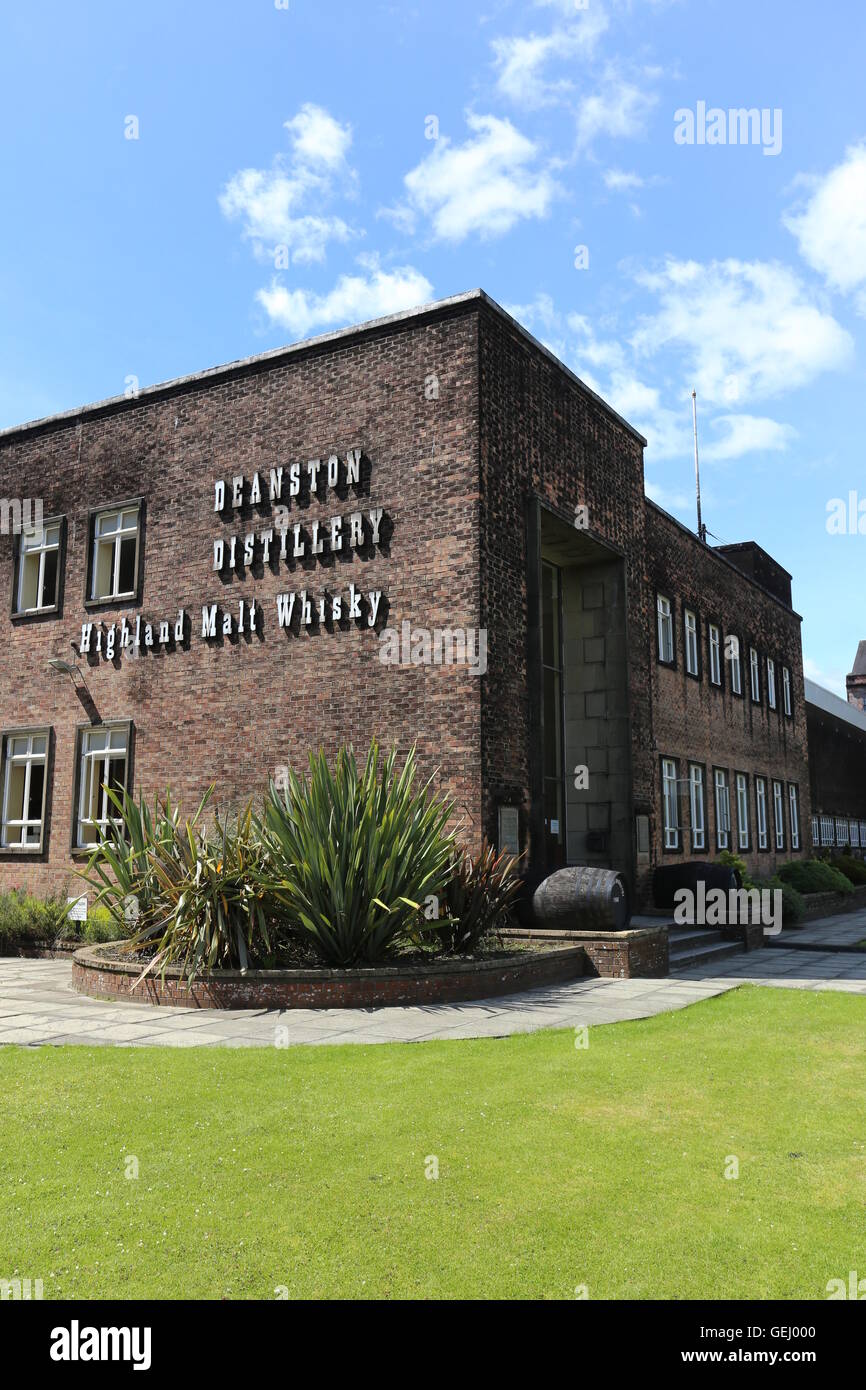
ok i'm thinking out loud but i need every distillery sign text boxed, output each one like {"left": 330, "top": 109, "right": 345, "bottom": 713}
{"left": 77, "top": 445, "right": 387, "bottom": 662}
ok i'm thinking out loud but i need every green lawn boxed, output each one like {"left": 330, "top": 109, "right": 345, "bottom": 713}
{"left": 2, "top": 986, "right": 865, "bottom": 1300}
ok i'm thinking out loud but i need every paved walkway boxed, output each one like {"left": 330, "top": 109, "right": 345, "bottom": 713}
{"left": 769, "top": 912, "right": 866, "bottom": 951}
{"left": 1, "top": 931, "right": 866, "bottom": 1048}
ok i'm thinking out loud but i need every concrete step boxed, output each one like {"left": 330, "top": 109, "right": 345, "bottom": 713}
{"left": 667, "top": 927, "right": 724, "bottom": 951}
{"left": 669, "top": 937, "right": 744, "bottom": 971}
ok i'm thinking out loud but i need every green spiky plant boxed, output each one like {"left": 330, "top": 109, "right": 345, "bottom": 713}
{"left": 77, "top": 785, "right": 200, "bottom": 934}
{"left": 79, "top": 787, "right": 272, "bottom": 981}
{"left": 261, "top": 742, "right": 455, "bottom": 966}
{"left": 135, "top": 802, "right": 272, "bottom": 980}
{"left": 434, "top": 840, "right": 524, "bottom": 954}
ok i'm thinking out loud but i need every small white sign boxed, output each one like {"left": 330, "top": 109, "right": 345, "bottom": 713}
{"left": 498, "top": 805, "right": 520, "bottom": 856}
{"left": 67, "top": 895, "right": 87, "bottom": 923}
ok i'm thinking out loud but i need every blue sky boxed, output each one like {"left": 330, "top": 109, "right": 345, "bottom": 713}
{"left": 1, "top": 0, "right": 864, "bottom": 693}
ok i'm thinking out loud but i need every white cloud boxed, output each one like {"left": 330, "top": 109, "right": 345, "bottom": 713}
{"left": 399, "top": 112, "right": 559, "bottom": 242}
{"left": 784, "top": 143, "right": 866, "bottom": 313}
{"left": 492, "top": 7, "right": 609, "bottom": 108}
{"left": 256, "top": 259, "right": 433, "bottom": 338}
{"left": 803, "top": 656, "right": 848, "bottom": 701}
{"left": 503, "top": 294, "right": 809, "bottom": 465}
{"left": 284, "top": 103, "right": 352, "bottom": 169}
{"left": 702, "top": 413, "right": 796, "bottom": 462}
{"left": 630, "top": 258, "right": 853, "bottom": 403}
{"left": 603, "top": 168, "right": 645, "bottom": 191}
{"left": 645, "top": 479, "right": 695, "bottom": 512}
{"left": 219, "top": 105, "right": 357, "bottom": 265}
{"left": 576, "top": 66, "right": 658, "bottom": 148}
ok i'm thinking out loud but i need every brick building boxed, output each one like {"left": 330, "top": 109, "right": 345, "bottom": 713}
{"left": 847, "top": 641, "right": 866, "bottom": 713}
{"left": 0, "top": 290, "right": 815, "bottom": 910}
{"left": 805, "top": 680, "right": 866, "bottom": 852}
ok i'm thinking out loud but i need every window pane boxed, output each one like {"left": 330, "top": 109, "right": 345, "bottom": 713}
{"left": 97, "top": 512, "right": 119, "bottom": 536}
{"left": 7, "top": 763, "right": 26, "bottom": 818}
{"left": 26, "top": 763, "right": 44, "bottom": 822}
{"left": 30, "top": 736, "right": 46, "bottom": 756}
{"left": 106, "top": 756, "right": 126, "bottom": 797}
{"left": 20, "top": 552, "right": 40, "bottom": 609}
{"left": 41, "top": 547, "right": 58, "bottom": 606}
{"left": 109, "top": 728, "right": 127, "bottom": 751}
{"left": 118, "top": 534, "right": 137, "bottom": 593}
{"left": 94, "top": 538, "right": 113, "bottom": 597}
{"left": 543, "top": 667, "right": 561, "bottom": 779}
{"left": 541, "top": 563, "right": 560, "bottom": 665}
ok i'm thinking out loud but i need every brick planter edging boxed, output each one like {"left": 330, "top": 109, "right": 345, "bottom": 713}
{"left": 71, "top": 944, "right": 586, "bottom": 1009}
{"left": 0, "top": 938, "right": 81, "bottom": 960}
{"left": 502, "top": 927, "right": 669, "bottom": 979}
{"left": 796, "top": 883, "right": 866, "bottom": 922}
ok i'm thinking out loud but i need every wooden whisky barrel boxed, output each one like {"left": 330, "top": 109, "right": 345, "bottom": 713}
{"left": 532, "top": 866, "right": 630, "bottom": 932}
{"left": 653, "top": 862, "right": 738, "bottom": 910}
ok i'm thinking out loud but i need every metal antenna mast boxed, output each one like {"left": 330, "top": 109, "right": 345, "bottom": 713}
{"left": 691, "top": 389, "right": 706, "bottom": 543}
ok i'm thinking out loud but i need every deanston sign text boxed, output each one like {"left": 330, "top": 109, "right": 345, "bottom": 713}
{"left": 77, "top": 445, "right": 387, "bottom": 663}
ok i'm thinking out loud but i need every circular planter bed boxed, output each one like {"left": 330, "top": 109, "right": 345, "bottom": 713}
{"left": 71, "top": 942, "right": 586, "bottom": 1010}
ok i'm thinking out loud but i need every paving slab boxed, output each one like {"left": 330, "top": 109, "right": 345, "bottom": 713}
{"left": 1, "top": 945, "right": 866, "bottom": 1050}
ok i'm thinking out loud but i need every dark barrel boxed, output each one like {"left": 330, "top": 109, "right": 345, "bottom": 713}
{"left": 653, "top": 861, "right": 738, "bottom": 910}
{"left": 532, "top": 866, "right": 630, "bottom": 932}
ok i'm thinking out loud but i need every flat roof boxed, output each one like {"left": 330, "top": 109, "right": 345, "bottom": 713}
{"left": 0, "top": 288, "right": 647, "bottom": 448}
{"left": 645, "top": 497, "right": 803, "bottom": 620}
{"left": 805, "top": 678, "right": 866, "bottom": 734}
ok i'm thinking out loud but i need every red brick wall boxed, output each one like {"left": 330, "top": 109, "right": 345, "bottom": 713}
{"left": 477, "top": 305, "right": 653, "bottom": 883}
{"left": 0, "top": 306, "right": 484, "bottom": 893}
{"left": 646, "top": 501, "right": 811, "bottom": 882}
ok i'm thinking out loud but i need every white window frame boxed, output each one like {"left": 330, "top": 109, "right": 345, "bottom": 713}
{"left": 736, "top": 773, "right": 750, "bottom": 851}
{"left": 708, "top": 625, "right": 721, "bottom": 685}
{"left": 750, "top": 647, "right": 760, "bottom": 703}
{"left": 852, "top": 822, "right": 862, "bottom": 850}
{"left": 89, "top": 504, "right": 141, "bottom": 603}
{"left": 773, "top": 780, "right": 786, "bottom": 850}
{"left": 767, "top": 658, "right": 777, "bottom": 710}
{"left": 836, "top": 817, "right": 849, "bottom": 848}
{"left": 684, "top": 609, "right": 699, "bottom": 676}
{"left": 75, "top": 724, "right": 130, "bottom": 849}
{"left": 689, "top": 764, "right": 705, "bottom": 851}
{"left": 860, "top": 821, "right": 866, "bottom": 848}
{"left": 15, "top": 521, "right": 62, "bottom": 615}
{"left": 714, "top": 769, "right": 731, "bottom": 850}
{"left": 820, "top": 814, "right": 834, "bottom": 848}
{"left": 657, "top": 595, "right": 674, "bottom": 665}
{"left": 728, "top": 635, "right": 742, "bottom": 695}
{"left": 811, "top": 815, "right": 819, "bottom": 848}
{"left": 1, "top": 730, "right": 49, "bottom": 850}
{"left": 788, "top": 784, "right": 800, "bottom": 851}
{"left": 782, "top": 667, "right": 792, "bottom": 717}
{"left": 756, "top": 778, "right": 769, "bottom": 850}
{"left": 662, "top": 758, "right": 680, "bottom": 850}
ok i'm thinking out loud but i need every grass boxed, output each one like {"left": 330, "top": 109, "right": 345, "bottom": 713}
{"left": 1, "top": 986, "right": 865, "bottom": 1300}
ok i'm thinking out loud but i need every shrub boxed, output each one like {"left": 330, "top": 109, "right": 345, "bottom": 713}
{"left": 751, "top": 874, "right": 806, "bottom": 927}
{"left": 79, "top": 787, "right": 273, "bottom": 979}
{"left": 778, "top": 858, "right": 854, "bottom": 896}
{"left": 262, "top": 742, "right": 454, "bottom": 966}
{"left": 830, "top": 854, "right": 866, "bottom": 886}
{"left": 78, "top": 787, "right": 201, "bottom": 933}
{"left": 0, "top": 890, "right": 70, "bottom": 944}
{"left": 82, "top": 906, "right": 128, "bottom": 944}
{"left": 718, "top": 849, "right": 753, "bottom": 889}
{"left": 134, "top": 803, "right": 271, "bottom": 979}
{"left": 771, "top": 875, "right": 806, "bottom": 926}
{"left": 434, "top": 840, "right": 523, "bottom": 954}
